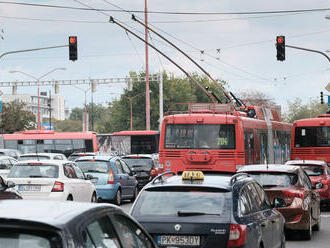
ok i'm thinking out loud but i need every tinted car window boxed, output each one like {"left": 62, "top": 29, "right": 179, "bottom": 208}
{"left": 115, "top": 160, "right": 124, "bottom": 174}
{"left": 253, "top": 183, "right": 271, "bottom": 210}
{"left": 64, "top": 164, "right": 77, "bottom": 179}
{"left": 238, "top": 188, "right": 252, "bottom": 216}
{"left": 83, "top": 216, "right": 120, "bottom": 248}
{"left": 298, "top": 165, "right": 324, "bottom": 176}
{"left": 76, "top": 161, "right": 109, "bottom": 173}
{"left": 0, "top": 159, "right": 11, "bottom": 169}
{"left": 8, "top": 164, "right": 59, "bottom": 178}
{"left": 19, "top": 156, "right": 50, "bottom": 161}
{"left": 112, "top": 214, "right": 153, "bottom": 248}
{"left": 248, "top": 172, "right": 298, "bottom": 187}
{"left": 246, "top": 183, "right": 262, "bottom": 212}
{"left": 120, "top": 161, "right": 131, "bottom": 174}
{"left": 74, "top": 166, "right": 85, "bottom": 179}
{"left": 122, "top": 157, "right": 153, "bottom": 170}
{"left": 0, "top": 230, "right": 61, "bottom": 248}
{"left": 132, "top": 187, "right": 231, "bottom": 217}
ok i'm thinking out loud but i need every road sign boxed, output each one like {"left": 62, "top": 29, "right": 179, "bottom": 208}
{"left": 42, "top": 123, "right": 54, "bottom": 130}
{"left": 328, "top": 96, "right": 330, "bottom": 107}
{"left": 326, "top": 83, "right": 330, "bottom": 93}
{"left": 0, "top": 101, "right": 2, "bottom": 112}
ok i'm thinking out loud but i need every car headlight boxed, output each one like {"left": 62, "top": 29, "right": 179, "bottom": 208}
{"left": 316, "top": 183, "right": 323, "bottom": 189}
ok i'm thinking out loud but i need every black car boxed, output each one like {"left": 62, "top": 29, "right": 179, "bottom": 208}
{"left": 0, "top": 200, "right": 157, "bottom": 247}
{"left": 0, "top": 176, "right": 21, "bottom": 200}
{"left": 131, "top": 171, "right": 286, "bottom": 248}
{"left": 122, "top": 155, "right": 158, "bottom": 188}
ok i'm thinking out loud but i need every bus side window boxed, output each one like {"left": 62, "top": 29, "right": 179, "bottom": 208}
{"left": 85, "top": 139, "right": 93, "bottom": 152}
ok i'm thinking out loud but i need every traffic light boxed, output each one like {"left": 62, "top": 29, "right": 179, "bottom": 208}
{"left": 276, "top": 36, "right": 285, "bottom": 61}
{"left": 321, "top": 91, "right": 324, "bottom": 104}
{"left": 69, "top": 36, "right": 77, "bottom": 61}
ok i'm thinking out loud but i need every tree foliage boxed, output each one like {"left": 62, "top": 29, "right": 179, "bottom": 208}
{"left": 55, "top": 119, "right": 83, "bottom": 132}
{"left": 101, "top": 71, "right": 228, "bottom": 133}
{"left": 0, "top": 101, "right": 36, "bottom": 133}
{"left": 284, "top": 98, "right": 328, "bottom": 123}
{"left": 237, "top": 90, "right": 277, "bottom": 107}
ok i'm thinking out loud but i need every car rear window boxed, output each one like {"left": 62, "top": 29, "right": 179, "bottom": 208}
{"left": 248, "top": 172, "right": 298, "bottom": 187}
{"left": 122, "top": 157, "right": 153, "bottom": 169}
{"left": 75, "top": 160, "right": 109, "bottom": 173}
{"left": 295, "top": 165, "right": 324, "bottom": 176}
{"left": 8, "top": 164, "right": 59, "bottom": 178}
{"left": 19, "top": 156, "right": 50, "bottom": 161}
{"left": 0, "top": 230, "right": 61, "bottom": 248}
{"left": 132, "top": 186, "right": 232, "bottom": 217}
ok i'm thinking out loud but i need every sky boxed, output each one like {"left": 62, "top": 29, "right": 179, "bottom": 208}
{"left": 0, "top": 0, "right": 330, "bottom": 113}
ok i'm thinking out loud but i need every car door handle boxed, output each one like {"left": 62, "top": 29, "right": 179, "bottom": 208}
{"left": 261, "top": 222, "right": 267, "bottom": 227}
{"left": 271, "top": 219, "right": 276, "bottom": 223}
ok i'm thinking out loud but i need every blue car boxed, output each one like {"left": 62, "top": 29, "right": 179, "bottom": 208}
{"left": 75, "top": 156, "right": 138, "bottom": 205}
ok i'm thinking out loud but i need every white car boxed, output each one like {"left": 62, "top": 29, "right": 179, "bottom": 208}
{"left": 0, "top": 156, "right": 18, "bottom": 178}
{"left": 19, "top": 153, "right": 67, "bottom": 161}
{"left": 7, "top": 160, "right": 97, "bottom": 202}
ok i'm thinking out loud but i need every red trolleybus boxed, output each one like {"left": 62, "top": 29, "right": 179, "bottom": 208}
{"left": 97, "top": 130, "right": 159, "bottom": 155}
{"left": 291, "top": 114, "right": 330, "bottom": 163}
{"left": 0, "top": 130, "right": 97, "bottom": 156}
{"left": 159, "top": 103, "right": 291, "bottom": 173}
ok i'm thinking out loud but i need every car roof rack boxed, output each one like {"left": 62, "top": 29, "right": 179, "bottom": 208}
{"left": 230, "top": 173, "right": 250, "bottom": 186}
{"left": 151, "top": 171, "right": 176, "bottom": 184}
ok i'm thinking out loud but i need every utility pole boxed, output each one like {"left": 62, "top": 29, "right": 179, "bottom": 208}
{"left": 159, "top": 73, "right": 163, "bottom": 131}
{"left": 145, "top": 0, "right": 150, "bottom": 131}
{"left": 48, "top": 90, "right": 52, "bottom": 130}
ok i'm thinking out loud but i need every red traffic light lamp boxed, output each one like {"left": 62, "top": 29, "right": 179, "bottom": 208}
{"left": 276, "top": 35, "right": 285, "bottom": 61}
{"left": 69, "top": 36, "right": 77, "bottom": 61}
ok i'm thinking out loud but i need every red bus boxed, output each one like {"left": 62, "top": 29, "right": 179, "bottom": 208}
{"left": 97, "top": 131, "right": 159, "bottom": 155}
{"left": 291, "top": 114, "right": 330, "bottom": 163}
{"left": 0, "top": 130, "right": 97, "bottom": 156}
{"left": 159, "top": 103, "right": 292, "bottom": 173}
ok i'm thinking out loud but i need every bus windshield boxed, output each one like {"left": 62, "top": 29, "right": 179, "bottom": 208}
{"left": 165, "top": 124, "right": 235, "bottom": 149}
{"left": 295, "top": 126, "right": 330, "bottom": 147}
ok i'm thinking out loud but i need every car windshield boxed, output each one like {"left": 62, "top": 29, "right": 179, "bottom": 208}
{"left": 8, "top": 164, "right": 59, "bottom": 178}
{"left": 19, "top": 156, "right": 50, "bottom": 161}
{"left": 248, "top": 172, "right": 298, "bottom": 187}
{"left": 75, "top": 160, "right": 109, "bottom": 173}
{"left": 0, "top": 230, "right": 60, "bottom": 248}
{"left": 122, "top": 157, "right": 153, "bottom": 169}
{"left": 132, "top": 187, "right": 232, "bottom": 217}
{"left": 298, "top": 165, "right": 324, "bottom": 176}
{"left": 165, "top": 124, "right": 236, "bottom": 149}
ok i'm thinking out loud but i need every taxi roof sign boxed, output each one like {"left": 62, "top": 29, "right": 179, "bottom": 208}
{"left": 182, "top": 171, "right": 204, "bottom": 180}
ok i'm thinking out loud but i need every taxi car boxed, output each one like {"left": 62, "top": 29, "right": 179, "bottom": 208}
{"left": 131, "top": 171, "right": 286, "bottom": 248}
{"left": 239, "top": 164, "right": 321, "bottom": 240}
{"left": 7, "top": 160, "right": 97, "bottom": 202}
{"left": 285, "top": 160, "right": 330, "bottom": 208}
{"left": 0, "top": 200, "right": 157, "bottom": 248}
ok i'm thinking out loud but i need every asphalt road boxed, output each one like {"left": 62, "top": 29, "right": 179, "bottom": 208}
{"left": 120, "top": 202, "right": 330, "bottom": 247}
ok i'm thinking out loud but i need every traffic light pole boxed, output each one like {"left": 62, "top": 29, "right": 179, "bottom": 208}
{"left": 0, "top": 45, "right": 68, "bottom": 60}
{"left": 285, "top": 45, "right": 330, "bottom": 64}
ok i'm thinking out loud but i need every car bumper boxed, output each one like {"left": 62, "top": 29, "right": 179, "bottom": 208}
{"left": 95, "top": 184, "right": 119, "bottom": 201}
{"left": 20, "top": 192, "right": 68, "bottom": 201}
{"left": 277, "top": 199, "right": 310, "bottom": 230}
{"left": 316, "top": 187, "right": 329, "bottom": 201}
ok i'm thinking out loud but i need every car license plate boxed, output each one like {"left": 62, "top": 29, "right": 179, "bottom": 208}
{"left": 158, "top": 235, "right": 200, "bottom": 246}
{"left": 18, "top": 185, "right": 41, "bottom": 191}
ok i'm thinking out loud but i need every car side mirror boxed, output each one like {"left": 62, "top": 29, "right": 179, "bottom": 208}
{"left": 272, "top": 197, "right": 287, "bottom": 208}
{"left": 129, "top": 171, "right": 136, "bottom": 176}
{"left": 314, "top": 183, "right": 323, "bottom": 190}
{"left": 6, "top": 181, "right": 15, "bottom": 189}
{"left": 86, "top": 174, "right": 98, "bottom": 183}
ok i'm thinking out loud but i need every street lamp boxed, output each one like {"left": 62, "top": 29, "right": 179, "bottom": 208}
{"left": 9, "top": 68, "right": 66, "bottom": 130}
{"left": 124, "top": 92, "right": 146, "bottom": 131}
{"left": 73, "top": 85, "right": 91, "bottom": 132}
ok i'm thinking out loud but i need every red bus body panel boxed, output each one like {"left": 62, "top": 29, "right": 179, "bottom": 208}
{"left": 159, "top": 112, "right": 292, "bottom": 173}
{"left": 291, "top": 115, "right": 330, "bottom": 163}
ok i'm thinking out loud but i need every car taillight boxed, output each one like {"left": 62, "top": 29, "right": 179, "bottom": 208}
{"left": 52, "top": 181, "right": 64, "bottom": 192}
{"left": 283, "top": 190, "right": 304, "bottom": 199}
{"left": 150, "top": 168, "right": 157, "bottom": 176}
{"left": 227, "top": 224, "right": 246, "bottom": 247}
{"left": 107, "top": 169, "right": 115, "bottom": 184}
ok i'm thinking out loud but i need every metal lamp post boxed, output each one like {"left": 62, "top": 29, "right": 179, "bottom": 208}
{"left": 9, "top": 68, "right": 66, "bottom": 130}
{"left": 72, "top": 85, "right": 91, "bottom": 132}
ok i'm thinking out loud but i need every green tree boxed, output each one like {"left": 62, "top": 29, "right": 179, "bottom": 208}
{"left": 100, "top": 71, "right": 228, "bottom": 133}
{"left": 284, "top": 98, "right": 328, "bottom": 123}
{"left": 0, "top": 101, "right": 36, "bottom": 133}
{"left": 55, "top": 119, "right": 83, "bottom": 132}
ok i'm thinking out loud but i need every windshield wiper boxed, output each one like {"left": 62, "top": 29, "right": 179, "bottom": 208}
{"left": 262, "top": 184, "right": 280, "bottom": 188}
{"left": 177, "top": 211, "right": 220, "bottom": 217}
{"left": 29, "top": 175, "right": 49, "bottom": 178}
{"left": 86, "top": 169, "right": 104, "bottom": 173}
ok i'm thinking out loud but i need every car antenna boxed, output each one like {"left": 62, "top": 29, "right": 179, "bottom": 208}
{"left": 109, "top": 16, "right": 217, "bottom": 104}
{"left": 131, "top": 14, "right": 233, "bottom": 105}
